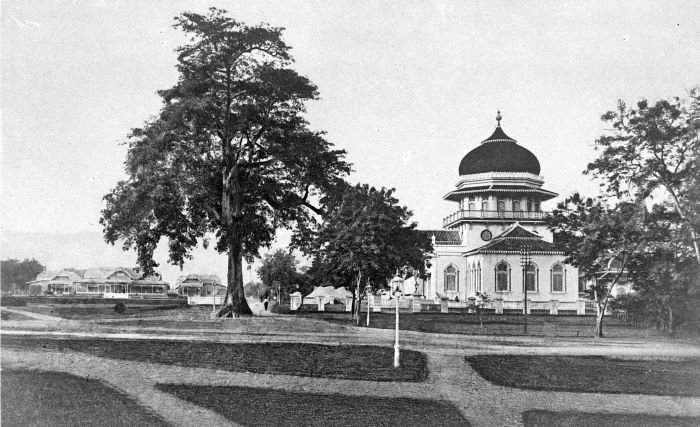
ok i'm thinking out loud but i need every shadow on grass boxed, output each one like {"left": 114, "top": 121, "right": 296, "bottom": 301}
{"left": 1, "top": 370, "right": 168, "bottom": 427}
{"left": 157, "top": 383, "right": 470, "bottom": 426}
{"left": 466, "top": 355, "right": 700, "bottom": 396}
{"left": 523, "top": 410, "right": 700, "bottom": 427}
{"left": 2, "top": 336, "right": 427, "bottom": 382}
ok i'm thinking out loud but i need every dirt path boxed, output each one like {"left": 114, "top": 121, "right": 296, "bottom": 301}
{"left": 3, "top": 310, "right": 700, "bottom": 426}
{"left": 3, "top": 345, "right": 700, "bottom": 427}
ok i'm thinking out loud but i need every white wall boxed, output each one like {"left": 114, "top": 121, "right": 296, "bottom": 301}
{"left": 467, "top": 253, "right": 578, "bottom": 303}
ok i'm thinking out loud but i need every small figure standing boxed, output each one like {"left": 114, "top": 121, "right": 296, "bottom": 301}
{"left": 263, "top": 296, "right": 269, "bottom": 311}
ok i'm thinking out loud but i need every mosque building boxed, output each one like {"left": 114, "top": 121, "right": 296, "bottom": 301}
{"left": 421, "top": 112, "right": 581, "bottom": 315}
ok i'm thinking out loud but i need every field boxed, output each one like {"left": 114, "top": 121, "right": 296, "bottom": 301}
{"left": 466, "top": 355, "right": 700, "bottom": 396}
{"left": 157, "top": 384, "right": 469, "bottom": 426}
{"left": 15, "top": 303, "right": 194, "bottom": 320}
{"left": 6, "top": 302, "right": 671, "bottom": 340}
{"left": 522, "top": 410, "right": 700, "bottom": 427}
{"left": 303, "top": 312, "right": 667, "bottom": 338}
{"left": 2, "top": 370, "right": 168, "bottom": 426}
{"left": 1, "top": 336, "right": 428, "bottom": 382}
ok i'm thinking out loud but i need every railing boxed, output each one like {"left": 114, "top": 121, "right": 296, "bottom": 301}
{"left": 443, "top": 210, "right": 547, "bottom": 227}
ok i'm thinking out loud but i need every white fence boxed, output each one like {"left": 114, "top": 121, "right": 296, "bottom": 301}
{"left": 187, "top": 296, "right": 225, "bottom": 306}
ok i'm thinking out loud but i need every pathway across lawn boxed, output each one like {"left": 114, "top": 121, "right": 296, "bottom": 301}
{"left": 3, "top": 309, "right": 700, "bottom": 426}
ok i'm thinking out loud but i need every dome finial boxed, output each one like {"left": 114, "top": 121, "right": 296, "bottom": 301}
{"left": 496, "top": 110, "right": 502, "bottom": 127}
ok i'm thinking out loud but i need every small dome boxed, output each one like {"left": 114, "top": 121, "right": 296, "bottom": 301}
{"left": 458, "top": 118, "right": 540, "bottom": 175}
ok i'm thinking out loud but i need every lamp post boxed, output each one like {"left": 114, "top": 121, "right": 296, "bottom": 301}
{"left": 390, "top": 272, "right": 404, "bottom": 368}
{"left": 244, "top": 254, "right": 254, "bottom": 296}
{"left": 365, "top": 284, "right": 372, "bottom": 327}
{"left": 520, "top": 245, "right": 531, "bottom": 334}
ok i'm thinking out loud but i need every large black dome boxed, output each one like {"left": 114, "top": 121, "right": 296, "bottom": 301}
{"left": 458, "top": 125, "right": 540, "bottom": 175}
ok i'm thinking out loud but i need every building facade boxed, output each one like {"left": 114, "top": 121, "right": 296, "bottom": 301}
{"left": 26, "top": 267, "right": 169, "bottom": 298}
{"left": 422, "top": 113, "right": 581, "bottom": 314}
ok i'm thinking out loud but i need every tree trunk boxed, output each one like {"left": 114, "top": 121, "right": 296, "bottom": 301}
{"left": 219, "top": 165, "right": 253, "bottom": 317}
{"left": 668, "top": 305, "right": 675, "bottom": 336}
{"left": 226, "top": 237, "right": 253, "bottom": 316}
{"left": 595, "top": 289, "right": 614, "bottom": 338}
{"left": 594, "top": 310, "right": 605, "bottom": 338}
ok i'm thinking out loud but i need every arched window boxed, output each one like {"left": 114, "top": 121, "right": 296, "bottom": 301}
{"left": 578, "top": 274, "right": 587, "bottom": 293}
{"left": 513, "top": 200, "right": 521, "bottom": 211}
{"left": 465, "top": 264, "right": 472, "bottom": 290}
{"left": 481, "top": 200, "right": 488, "bottom": 211}
{"left": 468, "top": 201, "right": 475, "bottom": 211}
{"left": 477, "top": 262, "right": 481, "bottom": 292}
{"left": 495, "top": 261, "right": 510, "bottom": 291}
{"left": 444, "top": 265, "right": 458, "bottom": 292}
{"left": 527, "top": 199, "right": 532, "bottom": 211}
{"left": 551, "top": 263, "right": 565, "bottom": 292}
{"left": 525, "top": 262, "right": 538, "bottom": 292}
{"left": 497, "top": 200, "right": 505, "bottom": 212}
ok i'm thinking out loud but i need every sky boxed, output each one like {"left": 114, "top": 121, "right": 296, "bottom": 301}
{"left": 2, "top": 0, "right": 699, "bottom": 284}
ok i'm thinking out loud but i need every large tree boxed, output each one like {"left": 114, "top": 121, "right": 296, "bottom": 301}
{"left": 547, "top": 195, "right": 647, "bottom": 338}
{"left": 101, "top": 8, "right": 350, "bottom": 316}
{"left": 303, "top": 183, "right": 432, "bottom": 322}
{"left": 587, "top": 88, "right": 700, "bottom": 264}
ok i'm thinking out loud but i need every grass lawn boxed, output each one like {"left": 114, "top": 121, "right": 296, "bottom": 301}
{"left": 466, "top": 355, "right": 700, "bottom": 396}
{"left": 157, "top": 383, "right": 469, "bottom": 426}
{"left": 0, "top": 310, "right": 36, "bottom": 321}
{"left": 17, "top": 303, "right": 191, "bottom": 320}
{"left": 305, "top": 312, "right": 666, "bottom": 338}
{"left": 523, "top": 410, "right": 700, "bottom": 427}
{"left": 2, "top": 336, "right": 427, "bottom": 382}
{"left": 1, "top": 369, "right": 168, "bottom": 426}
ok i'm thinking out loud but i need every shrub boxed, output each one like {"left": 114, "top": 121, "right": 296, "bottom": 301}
{"left": 113, "top": 302, "right": 126, "bottom": 313}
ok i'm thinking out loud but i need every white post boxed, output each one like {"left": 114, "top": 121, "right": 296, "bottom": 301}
{"left": 366, "top": 298, "right": 370, "bottom": 326}
{"left": 365, "top": 285, "right": 371, "bottom": 327}
{"left": 394, "top": 293, "right": 400, "bottom": 368}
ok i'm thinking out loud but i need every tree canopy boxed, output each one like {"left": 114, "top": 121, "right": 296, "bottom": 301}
{"left": 1, "top": 258, "right": 45, "bottom": 293}
{"left": 100, "top": 8, "right": 350, "bottom": 315}
{"left": 587, "top": 88, "right": 700, "bottom": 264}
{"left": 303, "top": 183, "right": 432, "bottom": 319}
{"left": 548, "top": 87, "right": 700, "bottom": 337}
{"left": 257, "top": 249, "right": 300, "bottom": 301}
{"left": 547, "top": 195, "right": 648, "bottom": 337}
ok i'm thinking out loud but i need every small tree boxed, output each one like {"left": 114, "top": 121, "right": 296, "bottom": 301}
{"left": 303, "top": 183, "right": 432, "bottom": 324}
{"left": 1, "top": 259, "right": 45, "bottom": 294}
{"left": 547, "top": 195, "right": 646, "bottom": 338}
{"left": 474, "top": 292, "right": 490, "bottom": 329}
{"left": 257, "top": 249, "right": 298, "bottom": 303}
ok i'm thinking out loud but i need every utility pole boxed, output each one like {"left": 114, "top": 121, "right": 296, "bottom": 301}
{"left": 520, "top": 245, "right": 531, "bottom": 334}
